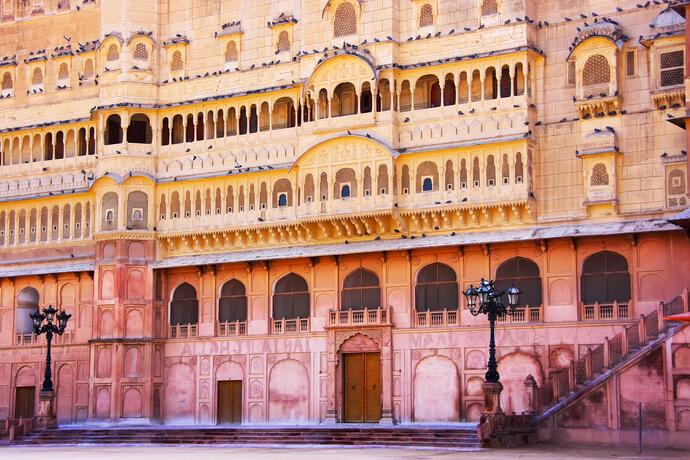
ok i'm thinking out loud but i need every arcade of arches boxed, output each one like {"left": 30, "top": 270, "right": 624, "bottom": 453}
{"left": 2, "top": 230, "right": 689, "bottom": 429}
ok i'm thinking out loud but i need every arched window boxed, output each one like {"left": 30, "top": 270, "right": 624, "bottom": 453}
{"left": 225, "top": 41, "right": 238, "bottom": 62}
{"left": 83, "top": 59, "right": 94, "bottom": 78}
{"left": 482, "top": 0, "right": 498, "bottom": 16}
{"left": 126, "top": 113, "right": 151, "bottom": 144}
{"left": 333, "top": 2, "right": 357, "bottom": 38}
{"left": 591, "top": 163, "right": 609, "bottom": 186}
{"left": 57, "top": 63, "right": 69, "bottom": 81}
{"left": 31, "top": 68, "right": 43, "bottom": 86}
{"left": 277, "top": 31, "right": 290, "bottom": 52}
{"left": 422, "top": 177, "right": 433, "bottom": 192}
{"left": 419, "top": 4, "right": 434, "bottom": 27}
{"left": 2, "top": 72, "right": 12, "bottom": 90}
{"left": 170, "top": 283, "right": 198, "bottom": 325}
{"left": 341, "top": 184, "right": 351, "bottom": 198}
{"left": 496, "top": 257, "right": 542, "bottom": 307}
{"left": 219, "top": 280, "right": 247, "bottom": 322}
{"left": 581, "top": 251, "right": 631, "bottom": 304}
{"left": 583, "top": 54, "right": 610, "bottom": 86}
{"left": 278, "top": 193, "right": 288, "bottom": 207}
{"left": 415, "top": 263, "right": 458, "bottom": 311}
{"left": 170, "top": 51, "right": 183, "bottom": 72}
{"left": 273, "top": 273, "right": 309, "bottom": 319}
{"left": 105, "top": 114, "right": 123, "bottom": 145}
{"left": 106, "top": 44, "right": 119, "bottom": 62}
{"left": 17, "top": 287, "right": 39, "bottom": 335}
{"left": 342, "top": 268, "right": 380, "bottom": 310}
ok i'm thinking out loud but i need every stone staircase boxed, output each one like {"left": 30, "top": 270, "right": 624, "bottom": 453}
{"left": 9, "top": 425, "right": 481, "bottom": 450}
{"left": 535, "top": 290, "right": 688, "bottom": 421}
{"left": 480, "top": 290, "right": 689, "bottom": 446}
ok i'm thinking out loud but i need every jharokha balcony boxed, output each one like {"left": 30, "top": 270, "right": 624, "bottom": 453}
{"left": 328, "top": 307, "right": 391, "bottom": 328}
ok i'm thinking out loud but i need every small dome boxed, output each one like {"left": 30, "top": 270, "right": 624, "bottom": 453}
{"left": 653, "top": 8, "right": 685, "bottom": 28}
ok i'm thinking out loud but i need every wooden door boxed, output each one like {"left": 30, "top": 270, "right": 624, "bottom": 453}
{"left": 15, "top": 386, "right": 35, "bottom": 419}
{"left": 343, "top": 353, "right": 381, "bottom": 422}
{"left": 217, "top": 380, "right": 242, "bottom": 424}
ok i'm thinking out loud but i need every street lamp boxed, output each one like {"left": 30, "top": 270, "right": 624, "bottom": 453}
{"left": 463, "top": 279, "right": 520, "bottom": 416}
{"left": 30, "top": 305, "right": 71, "bottom": 392}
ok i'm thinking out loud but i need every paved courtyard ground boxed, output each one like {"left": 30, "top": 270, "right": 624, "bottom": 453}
{"left": 1, "top": 445, "right": 687, "bottom": 459}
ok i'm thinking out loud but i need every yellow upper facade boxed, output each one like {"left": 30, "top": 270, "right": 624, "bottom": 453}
{"left": 0, "top": 0, "right": 686, "bottom": 259}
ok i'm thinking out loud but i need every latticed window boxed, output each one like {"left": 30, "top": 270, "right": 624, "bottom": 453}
{"left": 219, "top": 280, "right": 247, "bottom": 323}
{"left": 482, "top": 0, "right": 498, "bottom": 16}
{"left": 581, "top": 251, "right": 630, "bottom": 304}
{"left": 170, "top": 283, "right": 199, "bottom": 325}
{"left": 1, "top": 72, "right": 12, "bottom": 90}
{"left": 415, "top": 263, "right": 458, "bottom": 312}
{"left": 342, "top": 268, "right": 381, "bottom": 310}
{"left": 58, "top": 63, "right": 69, "bottom": 81}
{"left": 225, "top": 41, "right": 238, "bottom": 62}
{"left": 334, "top": 2, "right": 357, "bottom": 38}
{"left": 660, "top": 50, "right": 684, "bottom": 87}
{"left": 419, "top": 3, "right": 433, "bottom": 27}
{"left": 107, "top": 44, "right": 119, "bottom": 62}
{"left": 170, "top": 51, "right": 183, "bottom": 71}
{"left": 591, "top": 163, "right": 609, "bottom": 186}
{"left": 31, "top": 68, "right": 43, "bottom": 85}
{"left": 583, "top": 54, "right": 610, "bottom": 86}
{"left": 496, "top": 257, "right": 542, "bottom": 307}
{"left": 133, "top": 43, "right": 148, "bottom": 61}
{"left": 273, "top": 273, "right": 309, "bottom": 319}
{"left": 277, "top": 31, "right": 290, "bottom": 52}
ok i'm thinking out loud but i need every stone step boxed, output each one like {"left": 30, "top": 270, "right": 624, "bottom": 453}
{"left": 12, "top": 427, "right": 480, "bottom": 448}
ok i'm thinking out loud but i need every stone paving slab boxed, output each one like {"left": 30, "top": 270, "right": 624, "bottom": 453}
{"left": 0, "top": 445, "right": 687, "bottom": 459}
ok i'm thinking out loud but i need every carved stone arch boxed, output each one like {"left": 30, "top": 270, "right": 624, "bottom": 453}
{"left": 336, "top": 331, "right": 382, "bottom": 353}
{"left": 304, "top": 54, "right": 376, "bottom": 100}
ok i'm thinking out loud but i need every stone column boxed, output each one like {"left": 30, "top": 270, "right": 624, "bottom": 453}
{"left": 482, "top": 381, "right": 504, "bottom": 416}
{"left": 523, "top": 374, "right": 538, "bottom": 414}
{"left": 36, "top": 390, "right": 57, "bottom": 428}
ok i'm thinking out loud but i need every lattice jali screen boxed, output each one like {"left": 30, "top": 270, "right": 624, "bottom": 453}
{"left": 591, "top": 163, "right": 609, "bottom": 186}
{"left": 277, "top": 31, "right": 290, "bottom": 52}
{"left": 1, "top": 73, "right": 12, "bottom": 90}
{"left": 170, "top": 51, "right": 183, "bottom": 72}
{"left": 583, "top": 54, "right": 610, "bottom": 86}
{"left": 482, "top": 0, "right": 497, "bottom": 16}
{"left": 419, "top": 4, "right": 433, "bottom": 27}
{"left": 334, "top": 2, "right": 357, "bottom": 37}
{"left": 133, "top": 43, "right": 149, "bottom": 61}
{"left": 107, "top": 44, "right": 119, "bottom": 62}
{"left": 660, "top": 50, "right": 684, "bottom": 87}
{"left": 225, "top": 42, "right": 238, "bottom": 62}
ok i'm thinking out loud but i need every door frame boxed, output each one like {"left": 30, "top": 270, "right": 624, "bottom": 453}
{"left": 327, "top": 329, "right": 393, "bottom": 424}
{"left": 14, "top": 386, "right": 36, "bottom": 419}
{"left": 341, "top": 351, "right": 381, "bottom": 423}
{"left": 217, "top": 380, "right": 242, "bottom": 425}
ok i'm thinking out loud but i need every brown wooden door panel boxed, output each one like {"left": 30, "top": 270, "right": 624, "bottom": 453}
{"left": 344, "top": 353, "right": 364, "bottom": 422}
{"left": 343, "top": 353, "right": 380, "bottom": 423}
{"left": 364, "top": 353, "right": 381, "bottom": 422}
{"left": 218, "top": 380, "right": 242, "bottom": 424}
{"left": 15, "top": 386, "right": 35, "bottom": 419}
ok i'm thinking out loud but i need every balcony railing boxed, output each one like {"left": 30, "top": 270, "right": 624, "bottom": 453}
{"left": 415, "top": 308, "right": 459, "bottom": 328}
{"left": 169, "top": 323, "right": 198, "bottom": 338}
{"left": 497, "top": 305, "right": 542, "bottom": 324}
{"left": 272, "top": 317, "right": 309, "bottom": 334}
{"left": 217, "top": 320, "right": 246, "bottom": 336}
{"left": 15, "top": 330, "right": 75, "bottom": 346}
{"left": 580, "top": 301, "right": 630, "bottom": 321}
{"left": 328, "top": 307, "right": 391, "bottom": 327}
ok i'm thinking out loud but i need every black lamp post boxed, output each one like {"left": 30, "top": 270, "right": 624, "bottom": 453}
{"left": 463, "top": 279, "right": 521, "bottom": 384}
{"left": 30, "top": 305, "right": 71, "bottom": 392}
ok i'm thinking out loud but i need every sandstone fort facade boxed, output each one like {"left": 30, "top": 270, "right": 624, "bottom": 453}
{"left": 1, "top": 0, "right": 690, "bottom": 447}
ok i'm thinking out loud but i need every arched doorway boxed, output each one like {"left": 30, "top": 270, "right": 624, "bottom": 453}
{"left": 339, "top": 333, "right": 381, "bottom": 423}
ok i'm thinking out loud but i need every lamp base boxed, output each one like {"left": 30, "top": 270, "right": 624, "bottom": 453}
{"left": 481, "top": 381, "right": 504, "bottom": 416}
{"left": 36, "top": 390, "right": 57, "bottom": 428}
